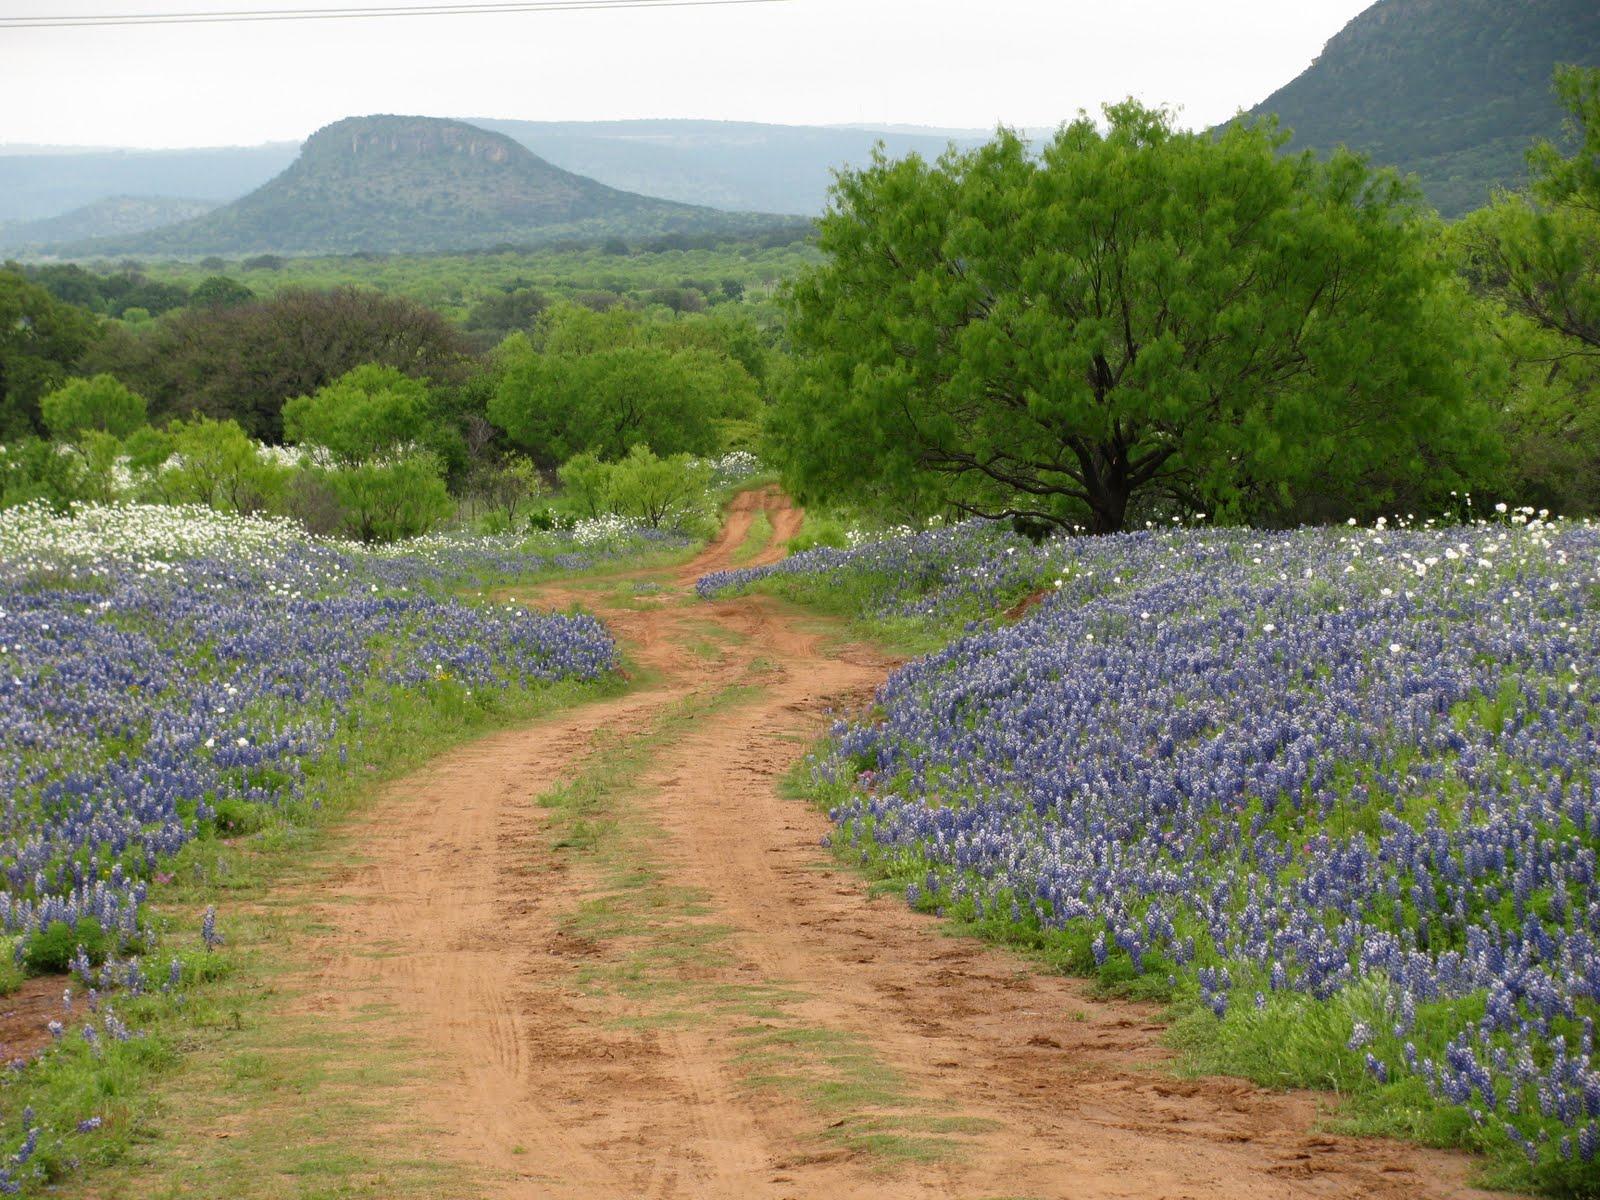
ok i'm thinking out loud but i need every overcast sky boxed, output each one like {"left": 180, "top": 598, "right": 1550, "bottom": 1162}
{"left": 1, "top": 0, "right": 1373, "bottom": 148}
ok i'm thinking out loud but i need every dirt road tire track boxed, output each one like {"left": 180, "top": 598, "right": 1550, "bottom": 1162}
{"left": 294, "top": 487, "right": 1502, "bottom": 1200}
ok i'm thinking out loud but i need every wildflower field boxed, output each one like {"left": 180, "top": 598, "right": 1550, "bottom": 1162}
{"left": 0, "top": 502, "right": 670, "bottom": 1190}
{"left": 704, "top": 511, "right": 1600, "bottom": 1192}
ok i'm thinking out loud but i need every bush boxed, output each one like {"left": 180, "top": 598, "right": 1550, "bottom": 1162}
{"left": 322, "top": 455, "right": 453, "bottom": 543}
{"left": 0, "top": 438, "right": 88, "bottom": 511}
{"left": 282, "top": 363, "right": 442, "bottom": 467}
{"left": 555, "top": 445, "right": 713, "bottom": 532}
{"left": 24, "top": 918, "right": 111, "bottom": 974}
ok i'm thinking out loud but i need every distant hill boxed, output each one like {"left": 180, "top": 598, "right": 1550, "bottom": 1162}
{"left": 1241, "top": 0, "right": 1600, "bottom": 217}
{"left": 0, "top": 143, "right": 296, "bottom": 222}
{"left": 4, "top": 120, "right": 991, "bottom": 229}
{"left": 463, "top": 119, "right": 992, "bottom": 215}
{"left": 0, "top": 195, "right": 216, "bottom": 252}
{"left": 67, "top": 115, "right": 786, "bottom": 257}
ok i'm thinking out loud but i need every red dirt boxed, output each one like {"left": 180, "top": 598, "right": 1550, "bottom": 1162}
{"left": 0, "top": 975, "right": 69, "bottom": 1064}
{"left": 291, "top": 488, "right": 1505, "bottom": 1199}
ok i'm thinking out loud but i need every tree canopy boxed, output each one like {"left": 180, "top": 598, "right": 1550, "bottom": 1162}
{"left": 84, "top": 286, "right": 472, "bottom": 440}
{"left": 1456, "top": 65, "right": 1600, "bottom": 515}
{"left": 768, "top": 102, "right": 1501, "bottom": 533}
{"left": 0, "top": 270, "right": 99, "bottom": 436}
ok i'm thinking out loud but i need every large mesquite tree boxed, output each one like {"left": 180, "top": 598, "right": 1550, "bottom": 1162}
{"left": 770, "top": 102, "right": 1499, "bottom": 532}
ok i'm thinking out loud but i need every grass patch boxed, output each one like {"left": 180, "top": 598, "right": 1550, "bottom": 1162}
{"left": 731, "top": 509, "right": 775, "bottom": 565}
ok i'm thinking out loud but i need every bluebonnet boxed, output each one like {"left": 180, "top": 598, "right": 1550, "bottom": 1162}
{"left": 709, "top": 511, "right": 1600, "bottom": 1174}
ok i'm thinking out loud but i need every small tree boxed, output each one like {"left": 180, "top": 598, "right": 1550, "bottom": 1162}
{"left": 1456, "top": 66, "right": 1600, "bottom": 516}
{"left": 190, "top": 275, "right": 256, "bottom": 309}
{"left": 485, "top": 453, "right": 544, "bottom": 524}
{"left": 39, "top": 374, "right": 147, "bottom": 440}
{"left": 324, "top": 456, "right": 452, "bottom": 543}
{"left": 556, "top": 451, "right": 610, "bottom": 519}
{"left": 606, "top": 445, "right": 712, "bottom": 529}
{"left": 160, "top": 417, "right": 288, "bottom": 514}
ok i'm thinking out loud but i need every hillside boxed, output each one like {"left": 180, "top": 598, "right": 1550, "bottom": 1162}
{"left": 468, "top": 119, "right": 992, "bottom": 215}
{"left": 0, "top": 143, "right": 295, "bottom": 223}
{"left": 1242, "top": 0, "right": 1600, "bottom": 216}
{"left": 0, "top": 195, "right": 216, "bottom": 252}
{"left": 72, "top": 115, "right": 783, "bottom": 257}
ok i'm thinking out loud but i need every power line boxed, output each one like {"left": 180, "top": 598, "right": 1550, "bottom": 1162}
{"left": 0, "top": 0, "right": 790, "bottom": 29}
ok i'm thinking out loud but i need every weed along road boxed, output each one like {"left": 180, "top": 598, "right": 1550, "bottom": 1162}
{"left": 293, "top": 488, "right": 1499, "bottom": 1200}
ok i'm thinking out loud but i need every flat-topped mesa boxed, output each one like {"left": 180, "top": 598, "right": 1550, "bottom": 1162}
{"left": 301, "top": 115, "right": 525, "bottom": 167}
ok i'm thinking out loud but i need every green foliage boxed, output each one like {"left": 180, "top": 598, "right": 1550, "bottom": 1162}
{"left": 467, "top": 451, "right": 544, "bottom": 528}
{"left": 70, "top": 430, "right": 126, "bottom": 505}
{"left": 321, "top": 455, "right": 453, "bottom": 543}
{"left": 0, "top": 268, "right": 98, "bottom": 436}
{"left": 555, "top": 445, "right": 713, "bottom": 531}
{"left": 489, "top": 303, "right": 759, "bottom": 465}
{"left": 772, "top": 104, "right": 1502, "bottom": 533}
{"left": 24, "top": 918, "right": 110, "bottom": 974}
{"left": 1456, "top": 66, "right": 1600, "bottom": 515}
{"left": 603, "top": 445, "right": 714, "bottom": 529}
{"left": 158, "top": 417, "right": 288, "bottom": 514}
{"left": 555, "top": 450, "right": 610, "bottom": 519}
{"left": 80, "top": 286, "right": 472, "bottom": 441}
{"left": 11, "top": 261, "right": 190, "bottom": 319}
{"left": 38, "top": 373, "right": 147, "bottom": 439}
{"left": 126, "top": 234, "right": 816, "bottom": 328}
{"left": 282, "top": 363, "right": 439, "bottom": 467}
{"left": 189, "top": 274, "right": 255, "bottom": 309}
{"left": 0, "top": 438, "right": 89, "bottom": 511}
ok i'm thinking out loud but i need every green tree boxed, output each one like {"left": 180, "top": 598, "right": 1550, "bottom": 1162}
{"left": 39, "top": 374, "right": 148, "bottom": 440}
{"left": 282, "top": 364, "right": 438, "bottom": 467}
{"left": 0, "top": 439, "right": 88, "bottom": 510}
{"left": 160, "top": 417, "right": 288, "bottom": 514}
{"left": 0, "top": 270, "right": 98, "bottom": 436}
{"left": 555, "top": 451, "right": 610, "bottom": 519}
{"left": 1460, "top": 67, "right": 1600, "bottom": 354}
{"left": 1455, "top": 66, "right": 1600, "bottom": 515}
{"left": 770, "top": 104, "right": 1500, "bottom": 533}
{"left": 490, "top": 343, "right": 751, "bottom": 465}
{"left": 604, "top": 444, "right": 713, "bottom": 529}
{"left": 80, "top": 286, "right": 471, "bottom": 440}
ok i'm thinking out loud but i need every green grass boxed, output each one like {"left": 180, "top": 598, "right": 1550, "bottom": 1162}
{"left": 730, "top": 509, "right": 774, "bottom": 564}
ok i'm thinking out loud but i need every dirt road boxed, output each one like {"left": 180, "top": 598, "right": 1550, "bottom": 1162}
{"left": 297, "top": 487, "right": 1497, "bottom": 1199}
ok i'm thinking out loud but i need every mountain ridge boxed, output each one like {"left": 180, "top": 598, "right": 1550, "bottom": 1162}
{"left": 1241, "top": 0, "right": 1600, "bottom": 216}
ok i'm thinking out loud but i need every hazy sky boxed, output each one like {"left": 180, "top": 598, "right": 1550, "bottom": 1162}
{"left": 2, "top": 0, "right": 1374, "bottom": 148}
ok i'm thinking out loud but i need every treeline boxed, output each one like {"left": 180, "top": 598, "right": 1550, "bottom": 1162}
{"left": 0, "top": 261, "right": 775, "bottom": 540}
